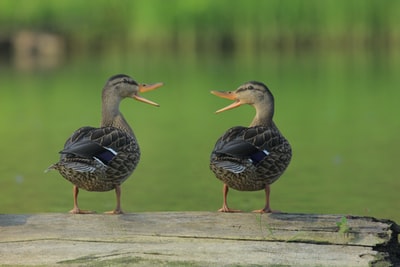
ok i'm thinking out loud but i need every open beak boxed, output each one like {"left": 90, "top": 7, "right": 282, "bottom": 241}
{"left": 211, "top": 90, "right": 242, "bottom": 113}
{"left": 133, "top": 82, "right": 164, "bottom": 107}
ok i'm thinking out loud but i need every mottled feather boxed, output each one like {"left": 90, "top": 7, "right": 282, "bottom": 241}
{"left": 50, "top": 126, "right": 139, "bottom": 191}
{"left": 210, "top": 125, "right": 291, "bottom": 191}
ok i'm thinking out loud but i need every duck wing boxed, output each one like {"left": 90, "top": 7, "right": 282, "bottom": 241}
{"left": 213, "top": 126, "right": 271, "bottom": 159}
{"left": 61, "top": 129, "right": 117, "bottom": 166}
{"left": 60, "top": 126, "right": 137, "bottom": 167}
{"left": 211, "top": 126, "right": 289, "bottom": 173}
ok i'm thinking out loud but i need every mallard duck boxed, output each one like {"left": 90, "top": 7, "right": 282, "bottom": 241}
{"left": 47, "top": 74, "right": 163, "bottom": 214}
{"left": 210, "top": 81, "right": 292, "bottom": 213}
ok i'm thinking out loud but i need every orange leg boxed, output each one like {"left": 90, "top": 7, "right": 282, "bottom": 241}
{"left": 218, "top": 184, "right": 241, "bottom": 212}
{"left": 105, "top": 185, "right": 124, "bottom": 214}
{"left": 69, "top": 186, "right": 95, "bottom": 214}
{"left": 252, "top": 184, "right": 280, "bottom": 213}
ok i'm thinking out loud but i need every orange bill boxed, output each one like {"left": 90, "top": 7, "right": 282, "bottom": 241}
{"left": 211, "top": 90, "right": 242, "bottom": 113}
{"left": 133, "top": 82, "right": 164, "bottom": 106}
{"left": 139, "top": 82, "right": 164, "bottom": 93}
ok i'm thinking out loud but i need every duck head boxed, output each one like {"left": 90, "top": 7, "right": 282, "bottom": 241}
{"left": 211, "top": 81, "right": 274, "bottom": 113}
{"left": 103, "top": 74, "right": 164, "bottom": 107}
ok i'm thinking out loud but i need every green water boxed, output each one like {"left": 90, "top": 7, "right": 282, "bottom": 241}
{"left": 0, "top": 49, "right": 399, "bottom": 223}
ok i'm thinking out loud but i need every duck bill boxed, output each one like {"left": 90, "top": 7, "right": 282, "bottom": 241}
{"left": 139, "top": 82, "right": 164, "bottom": 93}
{"left": 133, "top": 95, "right": 160, "bottom": 107}
{"left": 133, "top": 82, "right": 164, "bottom": 107}
{"left": 211, "top": 90, "right": 242, "bottom": 113}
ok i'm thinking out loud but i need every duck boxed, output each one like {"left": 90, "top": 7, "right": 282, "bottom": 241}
{"left": 47, "top": 74, "right": 163, "bottom": 214}
{"left": 210, "top": 81, "right": 292, "bottom": 213}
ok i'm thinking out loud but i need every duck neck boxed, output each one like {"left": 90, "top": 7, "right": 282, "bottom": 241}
{"left": 101, "top": 95, "right": 134, "bottom": 136}
{"left": 250, "top": 102, "right": 274, "bottom": 127}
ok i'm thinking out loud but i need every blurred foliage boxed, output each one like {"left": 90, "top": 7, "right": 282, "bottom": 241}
{"left": 1, "top": 0, "right": 400, "bottom": 53}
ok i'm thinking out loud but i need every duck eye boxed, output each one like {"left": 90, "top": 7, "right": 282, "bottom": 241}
{"left": 248, "top": 85, "right": 254, "bottom": 90}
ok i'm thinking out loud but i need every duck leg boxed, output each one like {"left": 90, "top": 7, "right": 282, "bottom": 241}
{"left": 252, "top": 184, "right": 280, "bottom": 213}
{"left": 218, "top": 184, "right": 241, "bottom": 212}
{"left": 69, "top": 186, "right": 95, "bottom": 214}
{"left": 105, "top": 185, "right": 124, "bottom": 214}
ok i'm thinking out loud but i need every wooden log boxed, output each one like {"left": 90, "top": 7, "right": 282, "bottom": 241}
{"left": 0, "top": 212, "right": 398, "bottom": 266}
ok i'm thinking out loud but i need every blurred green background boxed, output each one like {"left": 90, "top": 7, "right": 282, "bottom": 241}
{"left": 0, "top": 0, "right": 399, "bottom": 223}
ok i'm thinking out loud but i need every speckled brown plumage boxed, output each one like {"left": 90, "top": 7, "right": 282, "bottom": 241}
{"left": 53, "top": 126, "right": 139, "bottom": 192}
{"left": 210, "top": 81, "right": 292, "bottom": 213}
{"left": 211, "top": 125, "right": 291, "bottom": 191}
{"left": 47, "top": 74, "right": 163, "bottom": 214}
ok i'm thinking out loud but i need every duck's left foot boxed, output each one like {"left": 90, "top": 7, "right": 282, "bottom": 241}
{"left": 69, "top": 208, "right": 96, "bottom": 214}
{"left": 252, "top": 208, "right": 281, "bottom": 213}
{"left": 104, "top": 209, "right": 124, "bottom": 215}
{"left": 218, "top": 207, "right": 242, "bottom": 212}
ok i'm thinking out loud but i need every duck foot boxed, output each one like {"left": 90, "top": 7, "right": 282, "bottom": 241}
{"left": 69, "top": 208, "right": 96, "bottom": 214}
{"left": 104, "top": 209, "right": 124, "bottom": 215}
{"left": 103, "top": 185, "right": 124, "bottom": 215}
{"left": 218, "top": 207, "right": 242, "bottom": 213}
{"left": 68, "top": 186, "right": 96, "bottom": 214}
{"left": 251, "top": 185, "right": 281, "bottom": 213}
{"left": 252, "top": 208, "right": 281, "bottom": 213}
{"left": 218, "top": 184, "right": 242, "bottom": 212}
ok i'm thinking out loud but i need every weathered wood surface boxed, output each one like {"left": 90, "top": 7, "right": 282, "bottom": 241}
{"left": 0, "top": 212, "right": 399, "bottom": 266}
